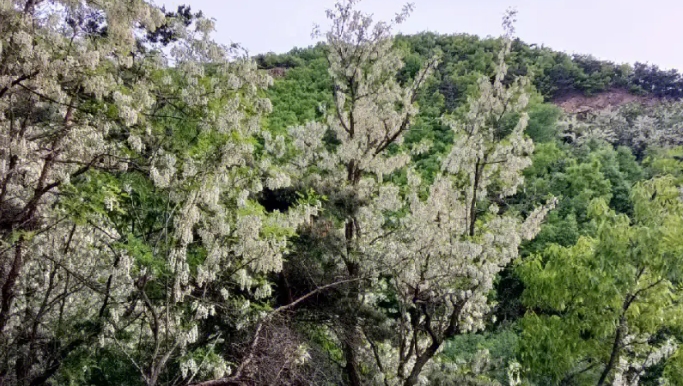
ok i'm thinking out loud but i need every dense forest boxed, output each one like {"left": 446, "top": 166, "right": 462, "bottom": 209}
{"left": 2, "top": 0, "right": 683, "bottom": 385}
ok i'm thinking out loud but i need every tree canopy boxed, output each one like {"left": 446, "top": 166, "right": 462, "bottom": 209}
{"left": 1, "top": 1, "right": 683, "bottom": 385}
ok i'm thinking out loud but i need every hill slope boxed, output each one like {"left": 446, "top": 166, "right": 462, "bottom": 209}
{"left": 258, "top": 32, "right": 681, "bottom": 118}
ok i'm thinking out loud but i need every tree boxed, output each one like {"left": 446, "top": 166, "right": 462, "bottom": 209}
{"left": 284, "top": 5, "right": 553, "bottom": 385}
{"left": 282, "top": 1, "right": 438, "bottom": 384}
{"left": 0, "top": 1, "right": 166, "bottom": 383}
{"left": 355, "top": 12, "right": 554, "bottom": 385}
{"left": 0, "top": 1, "right": 312, "bottom": 384}
{"left": 518, "top": 177, "right": 683, "bottom": 385}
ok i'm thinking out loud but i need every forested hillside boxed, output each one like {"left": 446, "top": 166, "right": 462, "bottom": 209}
{"left": 2, "top": 1, "right": 683, "bottom": 385}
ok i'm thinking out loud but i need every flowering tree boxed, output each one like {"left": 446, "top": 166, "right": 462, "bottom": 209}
{"left": 284, "top": 3, "right": 554, "bottom": 386}
{"left": 0, "top": 1, "right": 314, "bottom": 384}
{"left": 283, "top": 1, "right": 438, "bottom": 384}
{"left": 559, "top": 101, "right": 683, "bottom": 158}
{"left": 357, "top": 15, "right": 555, "bottom": 385}
{"left": 0, "top": 1, "right": 168, "bottom": 383}
{"left": 5, "top": 0, "right": 658, "bottom": 385}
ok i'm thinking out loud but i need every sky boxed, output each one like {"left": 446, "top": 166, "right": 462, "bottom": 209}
{"left": 158, "top": 0, "right": 683, "bottom": 71}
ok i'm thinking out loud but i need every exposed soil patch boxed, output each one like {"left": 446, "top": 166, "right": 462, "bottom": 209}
{"left": 267, "top": 67, "right": 288, "bottom": 78}
{"left": 553, "top": 88, "right": 660, "bottom": 115}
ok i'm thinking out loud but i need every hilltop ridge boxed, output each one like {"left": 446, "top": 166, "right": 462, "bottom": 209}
{"left": 257, "top": 32, "right": 680, "bottom": 114}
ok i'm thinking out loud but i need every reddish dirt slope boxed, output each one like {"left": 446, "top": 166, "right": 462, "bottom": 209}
{"left": 553, "top": 88, "right": 658, "bottom": 114}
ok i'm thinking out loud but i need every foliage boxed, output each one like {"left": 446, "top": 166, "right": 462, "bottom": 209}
{"left": 0, "top": 1, "right": 315, "bottom": 385}
{"left": 2, "top": 0, "right": 683, "bottom": 385}
{"left": 559, "top": 101, "right": 683, "bottom": 157}
{"left": 518, "top": 177, "right": 683, "bottom": 385}
{"left": 261, "top": 32, "right": 683, "bottom": 106}
{"left": 440, "top": 328, "right": 520, "bottom": 384}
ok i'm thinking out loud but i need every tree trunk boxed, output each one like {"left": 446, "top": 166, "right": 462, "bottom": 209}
{"left": 403, "top": 342, "right": 440, "bottom": 386}
{"left": 597, "top": 316, "right": 625, "bottom": 386}
{"left": 343, "top": 324, "right": 363, "bottom": 386}
{"left": 341, "top": 256, "right": 363, "bottom": 386}
{"left": 0, "top": 240, "right": 23, "bottom": 334}
{"left": 469, "top": 160, "right": 481, "bottom": 237}
{"left": 340, "top": 196, "right": 364, "bottom": 385}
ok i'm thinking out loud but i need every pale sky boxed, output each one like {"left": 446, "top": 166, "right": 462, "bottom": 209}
{"left": 158, "top": 0, "right": 683, "bottom": 71}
